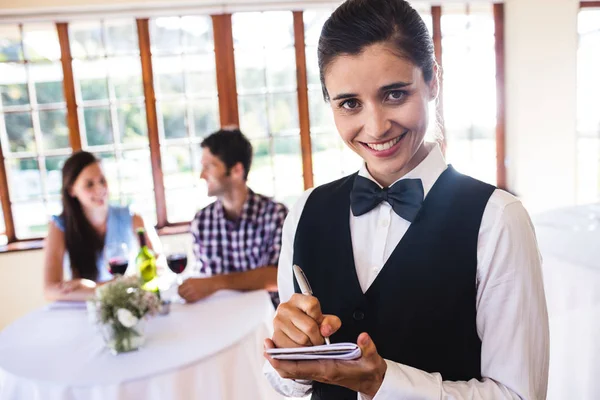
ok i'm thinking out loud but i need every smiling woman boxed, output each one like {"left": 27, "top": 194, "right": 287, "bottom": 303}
{"left": 264, "top": 1, "right": 548, "bottom": 399}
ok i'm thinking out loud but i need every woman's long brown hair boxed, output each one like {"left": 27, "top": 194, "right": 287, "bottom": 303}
{"left": 60, "top": 151, "right": 105, "bottom": 281}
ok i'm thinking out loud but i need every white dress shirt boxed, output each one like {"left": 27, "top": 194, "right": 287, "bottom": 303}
{"left": 264, "top": 144, "right": 549, "bottom": 400}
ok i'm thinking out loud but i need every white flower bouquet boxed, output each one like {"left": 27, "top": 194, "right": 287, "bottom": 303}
{"left": 90, "top": 276, "right": 161, "bottom": 354}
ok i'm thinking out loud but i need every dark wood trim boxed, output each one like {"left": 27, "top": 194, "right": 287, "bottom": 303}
{"left": 137, "top": 18, "right": 167, "bottom": 227}
{"left": 293, "top": 11, "right": 314, "bottom": 190}
{"left": 580, "top": 1, "right": 600, "bottom": 8}
{"left": 0, "top": 143, "right": 15, "bottom": 242}
{"left": 212, "top": 14, "right": 239, "bottom": 127}
{"left": 56, "top": 22, "right": 82, "bottom": 151}
{"left": 431, "top": 6, "right": 446, "bottom": 154}
{"left": 493, "top": 3, "right": 507, "bottom": 190}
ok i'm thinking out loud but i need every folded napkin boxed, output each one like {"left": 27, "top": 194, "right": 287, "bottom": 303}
{"left": 267, "top": 343, "right": 361, "bottom": 360}
{"left": 45, "top": 301, "right": 87, "bottom": 310}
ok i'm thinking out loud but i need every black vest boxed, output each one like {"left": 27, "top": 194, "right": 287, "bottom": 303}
{"left": 292, "top": 166, "right": 495, "bottom": 400}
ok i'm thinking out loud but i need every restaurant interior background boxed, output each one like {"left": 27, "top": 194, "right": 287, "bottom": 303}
{"left": 0, "top": 1, "right": 598, "bottom": 389}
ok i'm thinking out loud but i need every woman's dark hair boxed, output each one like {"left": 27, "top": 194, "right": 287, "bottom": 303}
{"left": 60, "top": 151, "right": 104, "bottom": 281}
{"left": 201, "top": 128, "right": 253, "bottom": 180}
{"left": 318, "top": 0, "right": 435, "bottom": 100}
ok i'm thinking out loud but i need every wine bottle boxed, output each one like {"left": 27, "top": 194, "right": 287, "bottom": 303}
{"left": 136, "top": 228, "right": 157, "bottom": 291}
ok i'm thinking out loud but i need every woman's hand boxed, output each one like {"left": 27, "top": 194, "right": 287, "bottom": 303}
{"left": 272, "top": 293, "right": 342, "bottom": 348}
{"left": 59, "top": 279, "right": 96, "bottom": 294}
{"left": 265, "top": 332, "right": 388, "bottom": 396}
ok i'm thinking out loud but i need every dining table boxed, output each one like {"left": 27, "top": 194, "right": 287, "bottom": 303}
{"left": 0, "top": 289, "right": 284, "bottom": 400}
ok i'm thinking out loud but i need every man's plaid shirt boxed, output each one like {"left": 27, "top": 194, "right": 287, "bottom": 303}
{"left": 190, "top": 189, "right": 288, "bottom": 305}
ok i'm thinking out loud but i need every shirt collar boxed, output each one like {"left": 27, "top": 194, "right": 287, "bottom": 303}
{"left": 358, "top": 142, "right": 447, "bottom": 198}
{"left": 215, "top": 188, "right": 257, "bottom": 224}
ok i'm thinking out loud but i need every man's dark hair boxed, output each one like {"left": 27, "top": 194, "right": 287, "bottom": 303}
{"left": 201, "top": 128, "right": 253, "bottom": 180}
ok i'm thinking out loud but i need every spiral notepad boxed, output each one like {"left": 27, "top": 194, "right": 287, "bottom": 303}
{"left": 266, "top": 343, "right": 361, "bottom": 360}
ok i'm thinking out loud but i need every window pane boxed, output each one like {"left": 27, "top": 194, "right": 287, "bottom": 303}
{"left": 272, "top": 136, "right": 302, "bottom": 178}
{"left": 186, "top": 54, "right": 218, "bottom": 95}
{"left": 159, "top": 101, "right": 187, "bottom": 139}
{"left": 442, "top": 5, "right": 497, "bottom": 185}
{"left": 69, "top": 21, "right": 104, "bottom": 59}
{"left": 105, "top": 19, "right": 138, "bottom": 56}
{"left": 13, "top": 201, "right": 49, "bottom": 238}
{"left": 235, "top": 49, "right": 266, "bottom": 93}
{"left": 39, "top": 109, "right": 69, "bottom": 151}
{"left": 119, "top": 150, "right": 153, "bottom": 194}
{"left": 0, "top": 25, "right": 24, "bottom": 62}
{"left": 154, "top": 56, "right": 184, "bottom": 96}
{"left": 150, "top": 17, "right": 182, "bottom": 55}
{"left": 248, "top": 138, "right": 274, "bottom": 197}
{"left": 118, "top": 103, "right": 148, "bottom": 145}
{"left": 181, "top": 16, "right": 214, "bottom": 53}
{"left": 265, "top": 48, "right": 296, "bottom": 91}
{"left": 109, "top": 57, "right": 143, "bottom": 100}
{"left": 5, "top": 112, "right": 35, "bottom": 153}
{"left": 162, "top": 145, "right": 193, "bottom": 188}
{"left": 239, "top": 95, "right": 268, "bottom": 138}
{"left": 166, "top": 187, "right": 204, "bottom": 223}
{"left": 309, "top": 90, "right": 332, "bottom": 129}
{"left": 30, "top": 62, "right": 64, "bottom": 104}
{"left": 312, "top": 132, "right": 344, "bottom": 185}
{"left": 45, "top": 155, "right": 68, "bottom": 196}
{"left": 128, "top": 192, "right": 157, "bottom": 227}
{"left": 74, "top": 59, "right": 109, "bottom": 101}
{"left": 191, "top": 99, "right": 219, "bottom": 138}
{"left": 83, "top": 107, "right": 113, "bottom": 146}
{"left": 268, "top": 92, "right": 299, "bottom": 135}
{"left": 0, "top": 63, "right": 29, "bottom": 107}
{"left": 6, "top": 158, "right": 42, "bottom": 201}
{"left": 22, "top": 23, "right": 61, "bottom": 62}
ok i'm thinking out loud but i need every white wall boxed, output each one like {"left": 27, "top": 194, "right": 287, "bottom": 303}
{"left": 504, "top": 0, "right": 579, "bottom": 213}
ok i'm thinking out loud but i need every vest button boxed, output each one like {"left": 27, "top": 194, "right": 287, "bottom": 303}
{"left": 353, "top": 310, "right": 365, "bottom": 321}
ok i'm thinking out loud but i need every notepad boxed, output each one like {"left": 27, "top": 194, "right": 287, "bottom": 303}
{"left": 266, "top": 343, "right": 361, "bottom": 360}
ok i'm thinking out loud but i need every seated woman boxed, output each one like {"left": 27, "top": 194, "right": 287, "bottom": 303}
{"left": 43, "top": 151, "right": 160, "bottom": 301}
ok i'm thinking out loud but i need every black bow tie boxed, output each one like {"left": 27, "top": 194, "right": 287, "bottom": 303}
{"left": 350, "top": 175, "right": 424, "bottom": 222}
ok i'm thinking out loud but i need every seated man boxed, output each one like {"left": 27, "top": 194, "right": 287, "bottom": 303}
{"left": 178, "top": 128, "right": 287, "bottom": 306}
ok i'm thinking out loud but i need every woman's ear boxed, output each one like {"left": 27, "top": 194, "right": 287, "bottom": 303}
{"left": 428, "top": 63, "right": 440, "bottom": 101}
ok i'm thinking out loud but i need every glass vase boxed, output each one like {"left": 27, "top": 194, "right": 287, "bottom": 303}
{"left": 100, "top": 318, "right": 146, "bottom": 355}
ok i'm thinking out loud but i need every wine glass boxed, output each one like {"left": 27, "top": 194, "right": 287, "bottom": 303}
{"left": 105, "top": 242, "right": 130, "bottom": 276}
{"left": 164, "top": 242, "right": 188, "bottom": 285}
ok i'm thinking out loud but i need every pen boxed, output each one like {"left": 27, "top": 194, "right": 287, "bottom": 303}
{"left": 293, "top": 264, "right": 331, "bottom": 345}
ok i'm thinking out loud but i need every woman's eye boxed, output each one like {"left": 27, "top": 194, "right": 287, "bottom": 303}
{"left": 386, "top": 90, "right": 406, "bottom": 101}
{"left": 341, "top": 99, "right": 359, "bottom": 110}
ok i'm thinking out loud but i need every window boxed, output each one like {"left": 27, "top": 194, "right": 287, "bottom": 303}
{"left": 577, "top": 7, "right": 600, "bottom": 203}
{"left": 0, "top": 23, "right": 67, "bottom": 238}
{"left": 150, "top": 16, "right": 220, "bottom": 223}
{"left": 68, "top": 19, "right": 157, "bottom": 224}
{"left": 0, "top": 7, "right": 506, "bottom": 245}
{"left": 233, "top": 11, "right": 304, "bottom": 206}
{"left": 441, "top": 4, "right": 497, "bottom": 185}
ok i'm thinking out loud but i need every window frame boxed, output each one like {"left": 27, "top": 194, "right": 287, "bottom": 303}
{"left": 0, "top": 5, "right": 507, "bottom": 250}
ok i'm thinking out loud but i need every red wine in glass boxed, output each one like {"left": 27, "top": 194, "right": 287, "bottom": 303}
{"left": 108, "top": 257, "right": 129, "bottom": 275}
{"left": 167, "top": 254, "right": 187, "bottom": 274}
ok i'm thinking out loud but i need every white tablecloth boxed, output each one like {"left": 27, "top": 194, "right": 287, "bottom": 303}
{"left": 0, "top": 290, "right": 283, "bottom": 400}
{"left": 534, "top": 204, "right": 600, "bottom": 400}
